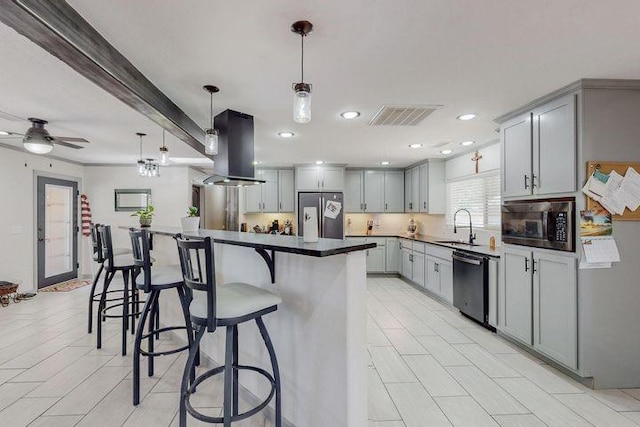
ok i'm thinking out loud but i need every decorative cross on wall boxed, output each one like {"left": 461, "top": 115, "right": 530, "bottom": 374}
{"left": 471, "top": 150, "right": 483, "bottom": 174}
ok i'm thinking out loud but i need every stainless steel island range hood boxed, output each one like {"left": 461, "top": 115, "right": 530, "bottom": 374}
{"left": 202, "top": 109, "right": 265, "bottom": 186}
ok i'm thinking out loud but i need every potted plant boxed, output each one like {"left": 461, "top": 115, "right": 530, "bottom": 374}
{"left": 131, "top": 205, "right": 154, "bottom": 227}
{"left": 181, "top": 206, "right": 200, "bottom": 232}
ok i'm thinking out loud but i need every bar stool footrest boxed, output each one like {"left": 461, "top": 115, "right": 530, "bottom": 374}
{"left": 102, "top": 301, "right": 146, "bottom": 319}
{"left": 139, "top": 326, "right": 190, "bottom": 357}
{"left": 184, "top": 364, "right": 276, "bottom": 424}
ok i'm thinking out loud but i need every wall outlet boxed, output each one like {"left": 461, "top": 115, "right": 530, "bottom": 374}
{"left": 10, "top": 226, "right": 23, "bottom": 235}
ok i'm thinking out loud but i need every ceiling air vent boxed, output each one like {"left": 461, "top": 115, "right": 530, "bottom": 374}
{"left": 369, "top": 105, "right": 442, "bottom": 126}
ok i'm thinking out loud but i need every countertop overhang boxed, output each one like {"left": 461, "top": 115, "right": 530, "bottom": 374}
{"left": 123, "top": 226, "right": 376, "bottom": 257}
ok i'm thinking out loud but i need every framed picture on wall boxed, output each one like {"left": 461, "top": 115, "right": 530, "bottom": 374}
{"left": 114, "top": 189, "right": 151, "bottom": 211}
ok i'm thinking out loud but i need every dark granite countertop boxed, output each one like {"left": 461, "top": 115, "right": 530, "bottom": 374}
{"left": 123, "top": 226, "right": 375, "bottom": 257}
{"left": 345, "top": 233, "right": 501, "bottom": 258}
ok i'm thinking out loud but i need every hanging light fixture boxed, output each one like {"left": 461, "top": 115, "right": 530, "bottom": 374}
{"left": 159, "top": 129, "right": 169, "bottom": 166}
{"left": 136, "top": 132, "right": 160, "bottom": 177}
{"left": 203, "top": 85, "right": 219, "bottom": 155}
{"left": 291, "top": 20, "right": 313, "bottom": 123}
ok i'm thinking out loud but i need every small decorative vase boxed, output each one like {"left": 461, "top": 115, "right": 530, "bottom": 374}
{"left": 181, "top": 216, "right": 200, "bottom": 232}
{"left": 139, "top": 218, "right": 152, "bottom": 228}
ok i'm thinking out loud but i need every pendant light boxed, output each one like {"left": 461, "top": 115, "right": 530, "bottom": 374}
{"left": 159, "top": 129, "right": 169, "bottom": 165}
{"left": 136, "top": 132, "right": 160, "bottom": 177}
{"left": 291, "top": 20, "right": 313, "bottom": 124}
{"left": 203, "top": 85, "right": 219, "bottom": 155}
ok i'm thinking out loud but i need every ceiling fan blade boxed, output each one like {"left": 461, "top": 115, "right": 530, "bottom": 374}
{"left": 50, "top": 136, "right": 89, "bottom": 143}
{"left": 53, "top": 140, "right": 84, "bottom": 149}
{"left": 0, "top": 135, "right": 23, "bottom": 139}
{"left": 0, "top": 109, "right": 26, "bottom": 122}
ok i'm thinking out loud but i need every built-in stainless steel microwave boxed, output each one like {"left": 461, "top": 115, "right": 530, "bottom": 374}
{"left": 501, "top": 198, "right": 575, "bottom": 252}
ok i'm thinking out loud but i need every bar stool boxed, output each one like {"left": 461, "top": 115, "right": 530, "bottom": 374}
{"left": 176, "top": 236, "right": 282, "bottom": 427}
{"left": 96, "top": 225, "right": 142, "bottom": 356}
{"left": 87, "top": 223, "right": 132, "bottom": 334}
{"left": 129, "top": 228, "right": 195, "bottom": 405}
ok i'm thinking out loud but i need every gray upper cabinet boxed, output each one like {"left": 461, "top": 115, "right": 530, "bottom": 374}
{"left": 532, "top": 94, "right": 577, "bottom": 195}
{"left": 296, "top": 166, "right": 344, "bottom": 191}
{"left": 364, "top": 171, "right": 385, "bottom": 212}
{"left": 405, "top": 161, "right": 446, "bottom": 214}
{"left": 245, "top": 169, "right": 293, "bottom": 213}
{"left": 501, "top": 94, "right": 577, "bottom": 198}
{"left": 427, "top": 160, "right": 446, "bottom": 214}
{"left": 533, "top": 251, "right": 577, "bottom": 369}
{"left": 500, "top": 246, "right": 533, "bottom": 345}
{"left": 404, "top": 166, "right": 420, "bottom": 212}
{"left": 404, "top": 169, "right": 413, "bottom": 212}
{"left": 419, "top": 163, "right": 429, "bottom": 212}
{"left": 383, "top": 171, "right": 405, "bottom": 212}
{"left": 502, "top": 113, "right": 533, "bottom": 198}
{"left": 278, "top": 169, "right": 295, "bottom": 212}
{"left": 345, "top": 170, "right": 363, "bottom": 212}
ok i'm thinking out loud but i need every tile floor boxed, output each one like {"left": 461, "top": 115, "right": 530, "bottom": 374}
{"left": 0, "top": 276, "right": 639, "bottom": 426}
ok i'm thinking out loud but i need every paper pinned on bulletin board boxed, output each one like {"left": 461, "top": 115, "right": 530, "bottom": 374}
{"left": 583, "top": 166, "right": 640, "bottom": 216}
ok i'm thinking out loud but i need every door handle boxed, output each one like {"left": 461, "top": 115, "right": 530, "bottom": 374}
{"left": 385, "top": 203, "right": 388, "bottom": 211}
{"left": 524, "top": 258, "right": 530, "bottom": 272}
{"left": 279, "top": 202, "right": 282, "bottom": 210}
{"left": 423, "top": 201, "right": 426, "bottom": 209}
{"left": 532, "top": 259, "right": 538, "bottom": 274}
{"left": 364, "top": 203, "right": 367, "bottom": 211}
{"left": 524, "top": 175, "right": 530, "bottom": 189}
{"left": 322, "top": 180, "right": 325, "bottom": 188}
{"left": 435, "top": 263, "right": 439, "bottom": 273}
{"left": 409, "top": 202, "right": 412, "bottom": 210}
{"left": 532, "top": 174, "right": 538, "bottom": 189}
{"left": 317, "top": 180, "right": 320, "bottom": 188}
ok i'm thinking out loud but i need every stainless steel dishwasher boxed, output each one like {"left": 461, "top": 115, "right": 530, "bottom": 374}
{"left": 452, "top": 250, "right": 490, "bottom": 328}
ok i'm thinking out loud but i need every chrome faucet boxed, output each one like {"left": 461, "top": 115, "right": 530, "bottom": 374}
{"left": 453, "top": 208, "right": 476, "bottom": 245}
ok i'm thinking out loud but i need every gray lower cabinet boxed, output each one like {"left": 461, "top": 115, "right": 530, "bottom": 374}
{"left": 425, "top": 256, "right": 440, "bottom": 294}
{"left": 425, "top": 254, "right": 453, "bottom": 304}
{"left": 439, "top": 262, "right": 453, "bottom": 304}
{"left": 366, "top": 246, "right": 386, "bottom": 272}
{"left": 385, "top": 238, "right": 400, "bottom": 273}
{"left": 499, "top": 245, "right": 578, "bottom": 370}
{"left": 401, "top": 248, "right": 412, "bottom": 280}
{"left": 411, "top": 252, "right": 425, "bottom": 287}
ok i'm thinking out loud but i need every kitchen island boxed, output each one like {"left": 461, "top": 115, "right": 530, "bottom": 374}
{"left": 129, "top": 226, "right": 375, "bottom": 427}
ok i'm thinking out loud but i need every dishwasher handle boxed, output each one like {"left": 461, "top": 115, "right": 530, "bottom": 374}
{"left": 452, "top": 253, "right": 483, "bottom": 265}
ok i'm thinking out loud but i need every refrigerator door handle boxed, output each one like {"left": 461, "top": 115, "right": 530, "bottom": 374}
{"left": 319, "top": 196, "right": 324, "bottom": 237}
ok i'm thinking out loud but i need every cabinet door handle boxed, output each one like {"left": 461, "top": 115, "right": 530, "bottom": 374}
{"left": 367, "top": 250, "right": 369, "bottom": 256}
{"left": 524, "top": 175, "right": 530, "bottom": 189}
{"left": 524, "top": 258, "right": 530, "bottom": 272}
{"left": 279, "top": 202, "right": 282, "bottom": 210}
{"left": 317, "top": 180, "right": 320, "bottom": 188}
{"left": 364, "top": 203, "right": 367, "bottom": 211}
{"left": 322, "top": 180, "right": 325, "bottom": 188}
{"left": 385, "top": 203, "right": 388, "bottom": 211}
{"left": 409, "top": 254, "right": 413, "bottom": 262}
{"left": 435, "top": 263, "right": 439, "bottom": 273}
{"left": 532, "top": 174, "right": 538, "bottom": 189}
{"left": 424, "top": 201, "right": 426, "bottom": 209}
{"left": 409, "top": 202, "right": 413, "bottom": 210}
{"left": 533, "top": 259, "right": 538, "bottom": 274}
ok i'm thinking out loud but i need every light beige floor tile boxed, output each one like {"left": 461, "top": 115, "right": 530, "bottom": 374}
{"left": 386, "top": 382, "right": 452, "bottom": 427}
{"left": 622, "top": 388, "right": 640, "bottom": 401}
{"left": 496, "top": 353, "right": 583, "bottom": 394}
{"left": 0, "top": 397, "right": 59, "bottom": 427}
{"left": 434, "top": 395, "right": 499, "bottom": 426}
{"left": 45, "top": 365, "right": 131, "bottom": 416}
{"left": 0, "top": 382, "right": 40, "bottom": 411}
{"left": 621, "top": 411, "right": 640, "bottom": 425}
{"left": 459, "top": 327, "right": 518, "bottom": 354}
{"left": 28, "top": 415, "right": 83, "bottom": 427}
{"left": 380, "top": 303, "right": 438, "bottom": 336}
{"left": 493, "top": 414, "right": 547, "bottom": 427}
{"left": 26, "top": 355, "right": 113, "bottom": 398}
{"left": 454, "top": 344, "right": 520, "bottom": 378}
{"left": 75, "top": 378, "right": 157, "bottom": 427}
{"left": 446, "top": 366, "right": 528, "bottom": 415}
{"left": 589, "top": 389, "right": 640, "bottom": 411}
{"left": 428, "top": 321, "right": 475, "bottom": 344}
{"left": 150, "top": 353, "right": 189, "bottom": 393}
{"left": 417, "top": 336, "right": 471, "bottom": 366}
{"left": 433, "top": 309, "right": 479, "bottom": 328}
{"left": 11, "top": 346, "right": 93, "bottom": 383}
{"left": 0, "top": 368, "right": 25, "bottom": 384}
{"left": 370, "top": 346, "right": 418, "bottom": 383}
{"left": 368, "top": 316, "right": 392, "bottom": 346}
{"left": 123, "top": 391, "right": 180, "bottom": 427}
{"left": 368, "top": 366, "right": 401, "bottom": 421}
{"left": 403, "top": 355, "right": 467, "bottom": 397}
{"left": 368, "top": 307, "right": 404, "bottom": 329}
{"left": 555, "top": 393, "right": 638, "bottom": 427}
{"left": 383, "top": 329, "right": 428, "bottom": 355}
{"left": 495, "top": 377, "right": 591, "bottom": 427}
{"left": 368, "top": 422, "right": 406, "bottom": 427}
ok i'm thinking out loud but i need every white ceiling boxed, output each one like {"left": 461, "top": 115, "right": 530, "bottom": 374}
{"left": 2, "top": 0, "right": 640, "bottom": 168}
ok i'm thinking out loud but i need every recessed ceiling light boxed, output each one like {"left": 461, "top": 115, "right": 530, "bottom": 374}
{"left": 380, "top": 161, "right": 391, "bottom": 165}
{"left": 340, "top": 111, "right": 360, "bottom": 120}
{"left": 315, "top": 160, "right": 324, "bottom": 165}
{"left": 0, "top": 130, "right": 9, "bottom": 136}
{"left": 252, "top": 160, "right": 262, "bottom": 165}
{"left": 457, "top": 113, "right": 476, "bottom": 121}
{"left": 440, "top": 149, "right": 453, "bottom": 155}
{"left": 409, "top": 143, "right": 424, "bottom": 149}
{"left": 223, "top": 178, "right": 231, "bottom": 183}
{"left": 278, "top": 131, "right": 294, "bottom": 138}
{"left": 460, "top": 140, "right": 475, "bottom": 146}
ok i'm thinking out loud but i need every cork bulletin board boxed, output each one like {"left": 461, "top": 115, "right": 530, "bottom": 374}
{"left": 586, "top": 161, "right": 640, "bottom": 221}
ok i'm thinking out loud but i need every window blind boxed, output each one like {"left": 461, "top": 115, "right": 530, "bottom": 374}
{"left": 446, "top": 172, "right": 501, "bottom": 229}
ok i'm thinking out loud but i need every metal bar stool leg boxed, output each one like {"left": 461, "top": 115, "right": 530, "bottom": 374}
{"left": 121, "top": 269, "right": 130, "bottom": 356}
{"left": 133, "top": 289, "right": 156, "bottom": 405}
{"left": 232, "top": 325, "right": 239, "bottom": 417}
{"left": 97, "top": 269, "right": 114, "bottom": 349}
{"left": 87, "top": 263, "right": 104, "bottom": 333}
{"left": 256, "top": 317, "right": 282, "bottom": 427}
{"left": 180, "top": 325, "right": 205, "bottom": 427}
{"left": 147, "top": 291, "right": 159, "bottom": 377}
{"left": 223, "top": 326, "right": 234, "bottom": 427}
{"left": 176, "top": 286, "right": 196, "bottom": 385}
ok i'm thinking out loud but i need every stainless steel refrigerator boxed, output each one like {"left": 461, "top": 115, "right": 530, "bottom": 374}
{"left": 297, "top": 192, "right": 344, "bottom": 239}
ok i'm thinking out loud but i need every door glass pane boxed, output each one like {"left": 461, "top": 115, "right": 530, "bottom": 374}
{"left": 45, "top": 184, "right": 73, "bottom": 277}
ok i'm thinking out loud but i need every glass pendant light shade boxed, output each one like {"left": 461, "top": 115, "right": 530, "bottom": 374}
{"left": 293, "top": 83, "right": 312, "bottom": 124}
{"left": 205, "top": 128, "right": 219, "bottom": 155}
{"left": 159, "top": 148, "right": 169, "bottom": 166}
{"left": 137, "top": 160, "right": 146, "bottom": 176}
{"left": 24, "top": 139, "right": 53, "bottom": 154}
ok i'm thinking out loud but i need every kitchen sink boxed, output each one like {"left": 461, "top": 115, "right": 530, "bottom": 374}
{"left": 434, "top": 240, "right": 480, "bottom": 247}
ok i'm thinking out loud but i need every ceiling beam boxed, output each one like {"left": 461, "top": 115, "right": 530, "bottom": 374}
{"left": 0, "top": 0, "right": 209, "bottom": 156}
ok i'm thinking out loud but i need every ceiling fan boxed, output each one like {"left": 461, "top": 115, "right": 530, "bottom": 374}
{"left": 0, "top": 116, "right": 89, "bottom": 154}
